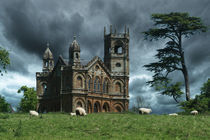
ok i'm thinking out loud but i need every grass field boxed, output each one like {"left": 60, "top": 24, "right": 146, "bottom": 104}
{"left": 0, "top": 112, "right": 210, "bottom": 140}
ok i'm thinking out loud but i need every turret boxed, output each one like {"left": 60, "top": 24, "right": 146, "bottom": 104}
{"left": 43, "top": 43, "right": 54, "bottom": 72}
{"left": 69, "top": 36, "right": 81, "bottom": 65}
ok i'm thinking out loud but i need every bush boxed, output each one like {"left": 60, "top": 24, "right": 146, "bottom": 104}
{"left": 180, "top": 79, "right": 210, "bottom": 113}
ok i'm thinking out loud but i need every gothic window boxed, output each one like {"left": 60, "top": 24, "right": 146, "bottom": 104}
{"left": 103, "top": 81, "right": 106, "bottom": 92}
{"left": 114, "top": 46, "right": 123, "bottom": 54}
{"left": 115, "top": 82, "right": 121, "bottom": 93}
{"left": 76, "top": 76, "right": 83, "bottom": 88}
{"left": 75, "top": 53, "right": 79, "bottom": 59}
{"left": 103, "top": 79, "right": 109, "bottom": 93}
{"left": 97, "top": 79, "right": 100, "bottom": 91}
{"left": 87, "top": 77, "right": 91, "bottom": 91}
{"left": 42, "top": 83, "right": 47, "bottom": 94}
{"left": 94, "top": 77, "right": 100, "bottom": 92}
{"left": 45, "top": 61, "right": 48, "bottom": 67}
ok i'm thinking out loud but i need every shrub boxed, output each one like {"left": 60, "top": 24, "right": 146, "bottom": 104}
{"left": 180, "top": 79, "right": 210, "bottom": 113}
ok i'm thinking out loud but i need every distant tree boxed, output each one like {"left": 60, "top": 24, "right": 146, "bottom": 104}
{"left": 131, "top": 95, "right": 150, "bottom": 113}
{"left": 0, "top": 46, "right": 10, "bottom": 76}
{"left": 143, "top": 12, "right": 207, "bottom": 102}
{"left": 18, "top": 86, "right": 37, "bottom": 112}
{"left": 0, "top": 95, "right": 10, "bottom": 112}
{"left": 180, "top": 79, "right": 210, "bottom": 113}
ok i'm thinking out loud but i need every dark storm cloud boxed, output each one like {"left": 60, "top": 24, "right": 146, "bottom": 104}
{"left": 0, "top": 0, "right": 84, "bottom": 59}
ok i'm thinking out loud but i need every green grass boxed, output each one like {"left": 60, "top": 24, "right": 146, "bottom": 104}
{"left": 0, "top": 112, "right": 209, "bottom": 140}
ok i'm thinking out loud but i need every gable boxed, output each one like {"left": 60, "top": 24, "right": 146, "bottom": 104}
{"left": 85, "top": 56, "right": 111, "bottom": 78}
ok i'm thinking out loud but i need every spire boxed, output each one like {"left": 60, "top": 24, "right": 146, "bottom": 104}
{"left": 43, "top": 43, "right": 53, "bottom": 59}
{"left": 70, "top": 35, "right": 80, "bottom": 51}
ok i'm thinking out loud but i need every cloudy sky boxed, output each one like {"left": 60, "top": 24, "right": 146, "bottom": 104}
{"left": 0, "top": 0, "right": 210, "bottom": 114}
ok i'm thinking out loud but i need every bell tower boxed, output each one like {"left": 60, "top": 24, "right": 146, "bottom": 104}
{"left": 69, "top": 36, "right": 81, "bottom": 65}
{"left": 43, "top": 43, "right": 54, "bottom": 72}
{"left": 104, "top": 25, "right": 129, "bottom": 75}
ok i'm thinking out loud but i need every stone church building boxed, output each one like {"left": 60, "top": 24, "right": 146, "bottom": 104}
{"left": 36, "top": 26, "right": 130, "bottom": 113}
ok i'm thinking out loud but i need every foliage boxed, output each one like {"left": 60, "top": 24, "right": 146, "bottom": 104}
{"left": 0, "top": 95, "right": 10, "bottom": 112}
{"left": 0, "top": 113, "right": 209, "bottom": 139}
{"left": 18, "top": 86, "right": 37, "bottom": 112}
{"left": 180, "top": 79, "right": 210, "bottom": 113}
{"left": 143, "top": 12, "right": 207, "bottom": 101}
{"left": 0, "top": 46, "right": 10, "bottom": 76}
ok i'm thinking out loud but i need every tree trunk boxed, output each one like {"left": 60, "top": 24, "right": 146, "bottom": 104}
{"left": 179, "top": 34, "right": 190, "bottom": 101}
{"left": 182, "top": 64, "right": 190, "bottom": 101}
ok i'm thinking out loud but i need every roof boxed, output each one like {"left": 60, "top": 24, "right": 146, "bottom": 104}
{"left": 43, "top": 47, "right": 53, "bottom": 59}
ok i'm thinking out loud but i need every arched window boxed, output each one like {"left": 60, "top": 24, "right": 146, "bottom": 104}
{"left": 115, "top": 82, "right": 121, "bottom": 93}
{"left": 76, "top": 76, "right": 83, "bottom": 88}
{"left": 114, "top": 46, "right": 123, "bottom": 54}
{"left": 75, "top": 53, "right": 79, "bottom": 59}
{"left": 45, "top": 61, "right": 48, "bottom": 67}
{"left": 103, "top": 79, "right": 109, "bottom": 93}
{"left": 88, "top": 78, "right": 91, "bottom": 91}
{"left": 42, "top": 83, "right": 47, "bottom": 94}
{"left": 97, "top": 79, "right": 100, "bottom": 91}
{"left": 94, "top": 77, "right": 100, "bottom": 92}
{"left": 103, "top": 81, "right": 106, "bottom": 93}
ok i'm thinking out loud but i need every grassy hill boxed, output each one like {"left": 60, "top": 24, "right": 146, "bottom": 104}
{"left": 0, "top": 112, "right": 210, "bottom": 140}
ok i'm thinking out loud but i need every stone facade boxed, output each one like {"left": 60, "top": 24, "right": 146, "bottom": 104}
{"left": 36, "top": 26, "right": 130, "bottom": 113}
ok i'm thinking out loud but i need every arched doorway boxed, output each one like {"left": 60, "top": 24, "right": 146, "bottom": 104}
{"left": 115, "top": 106, "right": 122, "bottom": 112}
{"left": 114, "top": 103, "right": 124, "bottom": 112}
{"left": 102, "top": 102, "right": 110, "bottom": 112}
{"left": 87, "top": 100, "right": 92, "bottom": 113}
{"left": 94, "top": 101, "right": 101, "bottom": 113}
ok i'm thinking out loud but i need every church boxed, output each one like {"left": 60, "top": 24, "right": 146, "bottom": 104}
{"left": 36, "top": 25, "right": 130, "bottom": 113}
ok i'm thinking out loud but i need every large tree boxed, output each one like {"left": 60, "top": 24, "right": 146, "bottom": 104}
{"left": 143, "top": 12, "right": 207, "bottom": 102}
{"left": 0, "top": 47, "right": 10, "bottom": 76}
{"left": 18, "top": 86, "right": 37, "bottom": 112}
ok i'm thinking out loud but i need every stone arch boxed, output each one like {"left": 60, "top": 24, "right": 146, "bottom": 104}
{"left": 102, "top": 102, "right": 110, "bottom": 112}
{"left": 113, "top": 103, "right": 124, "bottom": 112}
{"left": 93, "top": 101, "right": 101, "bottom": 113}
{"left": 87, "top": 100, "right": 92, "bottom": 114}
{"left": 74, "top": 73, "right": 85, "bottom": 89}
{"left": 113, "top": 80, "right": 124, "bottom": 93}
{"left": 74, "top": 98, "right": 85, "bottom": 109}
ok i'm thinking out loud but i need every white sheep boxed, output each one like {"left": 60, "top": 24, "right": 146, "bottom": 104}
{"left": 70, "top": 112, "right": 76, "bottom": 116}
{"left": 169, "top": 113, "right": 178, "bottom": 116}
{"left": 191, "top": 110, "right": 198, "bottom": 115}
{"left": 29, "top": 110, "right": 39, "bottom": 117}
{"left": 75, "top": 107, "right": 87, "bottom": 116}
{"left": 139, "top": 108, "right": 152, "bottom": 114}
